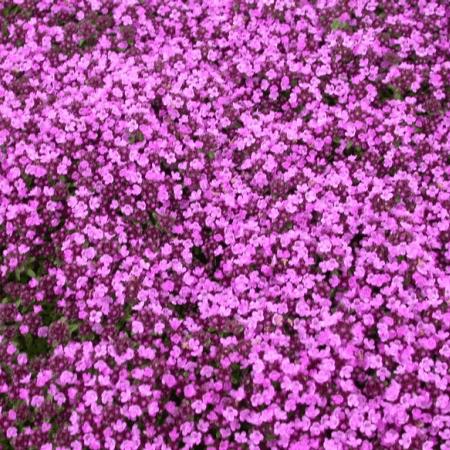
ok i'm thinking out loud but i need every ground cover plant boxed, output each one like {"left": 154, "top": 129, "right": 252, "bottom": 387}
{"left": 0, "top": 0, "right": 449, "bottom": 449}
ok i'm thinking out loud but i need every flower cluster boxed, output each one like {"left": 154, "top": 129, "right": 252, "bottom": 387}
{"left": 0, "top": 0, "right": 449, "bottom": 449}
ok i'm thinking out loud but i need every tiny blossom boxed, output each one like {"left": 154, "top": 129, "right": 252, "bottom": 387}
{"left": 184, "top": 384, "right": 196, "bottom": 399}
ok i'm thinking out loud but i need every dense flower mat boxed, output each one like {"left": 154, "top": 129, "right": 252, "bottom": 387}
{"left": 0, "top": 0, "right": 449, "bottom": 449}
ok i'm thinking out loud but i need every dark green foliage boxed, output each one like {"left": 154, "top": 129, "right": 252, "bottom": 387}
{"left": 169, "top": 389, "right": 182, "bottom": 406}
{"left": 149, "top": 211, "right": 159, "bottom": 227}
{"left": 375, "top": 5, "right": 385, "bottom": 16}
{"left": 156, "top": 410, "right": 168, "bottom": 427}
{"left": 378, "top": 84, "right": 403, "bottom": 102}
{"left": 23, "top": 174, "right": 35, "bottom": 189}
{"left": 0, "top": 434, "right": 13, "bottom": 450}
{"left": 170, "top": 303, "right": 188, "bottom": 319}
{"left": 2, "top": 4, "right": 21, "bottom": 18}
{"left": 129, "top": 130, "right": 145, "bottom": 144}
{"left": 323, "top": 94, "right": 338, "bottom": 106}
{"left": 209, "top": 426, "right": 221, "bottom": 439}
{"left": 79, "top": 35, "right": 97, "bottom": 49}
{"left": 7, "top": 256, "right": 47, "bottom": 284}
{"left": 169, "top": 302, "right": 199, "bottom": 320}
{"left": 15, "top": 333, "right": 50, "bottom": 359}
{"left": 210, "top": 255, "right": 222, "bottom": 275}
{"left": 266, "top": 432, "right": 278, "bottom": 441}
{"left": 230, "top": 363, "right": 251, "bottom": 388}
{"left": 60, "top": 175, "right": 76, "bottom": 195}
{"left": 40, "top": 301, "right": 62, "bottom": 326}
{"left": 349, "top": 231, "right": 365, "bottom": 249}
{"left": 331, "top": 19, "right": 349, "bottom": 30}
{"left": 367, "top": 325, "right": 379, "bottom": 341}
{"left": 116, "top": 303, "right": 132, "bottom": 333}
{"left": 192, "top": 246, "right": 208, "bottom": 265}
{"left": 193, "top": 444, "right": 207, "bottom": 450}
{"left": 343, "top": 142, "right": 364, "bottom": 159}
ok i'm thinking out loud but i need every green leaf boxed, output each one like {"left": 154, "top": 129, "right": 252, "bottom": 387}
{"left": 375, "top": 5, "right": 385, "bottom": 17}
{"left": 192, "top": 246, "right": 208, "bottom": 265}
{"left": 15, "top": 334, "right": 50, "bottom": 359}
{"left": 323, "top": 93, "right": 338, "bottom": 106}
{"left": 8, "top": 256, "right": 47, "bottom": 284}
{"left": 79, "top": 35, "right": 97, "bottom": 49}
{"left": 69, "top": 323, "right": 79, "bottom": 334}
{"left": 219, "top": 330, "right": 233, "bottom": 338}
{"left": 332, "top": 136, "right": 341, "bottom": 148}
{"left": 23, "top": 173, "right": 35, "bottom": 189}
{"left": 54, "top": 258, "right": 63, "bottom": 267}
{"left": 393, "top": 88, "right": 403, "bottom": 100}
{"left": 129, "top": 130, "right": 145, "bottom": 144}
{"left": 1, "top": 22, "right": 9, "bottom": 39}
{"left": 331, "top": 19, "right": 349, "bottom": 30}
{"left": 2, "top": 4, "right": 21, "bottom": 18}
{"left": 343, "top": 141, "right": 364, "bottom": 159}
{"left": 210, "top": 426, "right": 221, "bottom": 439}
{"left": 26, "top": 268, "right": 36, "bottom": 279}
{"left": 378, "top": 84, "right": 403, "bottom": 102}
{"left": 230, "top": 363, "right": 250, "bottom": 388}
{"left": 116, "top": 303, "right": 133, "bottom": 332}
{"left": 0, "top": 434, "right": 13, "bottom": 450}
{"left": 149, "top": 210, "right": 159, "bottom": 227}
{"left": 40, "top": 302, "right": 62, "bottom": 326}
{"left": 155, "top": 410, "right": 168, "bottom": 427}
{"left": 14, "top": 266, "right": 22, "bottom": 282}
{"left": 59, "top": 175, "right": 76, "bottom": 195}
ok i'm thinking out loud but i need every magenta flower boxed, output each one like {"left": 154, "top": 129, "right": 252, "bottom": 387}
{"left": 0, "top": 0, "right": 448, "bottom": 448}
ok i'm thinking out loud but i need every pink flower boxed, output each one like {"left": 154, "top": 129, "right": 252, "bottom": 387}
{"left": 250, "top": 431, "right": 263, "bottom": 445}
{"left": 162, "top": 374, "right": 176, "bottom": 388}
{"left": 6, "top": 427, "right": 17, "bottom": 439}
{"left": 132, "top": 320, "right": 144, "bottom": 335}
{"left": 184, "top": 384, "right": 196, "bottom": 398}
{"left": 385, "top": 381, "right": 401, "bottom": 402}
{"left": 84, "top": 390, "right": 98, "bottom": 406}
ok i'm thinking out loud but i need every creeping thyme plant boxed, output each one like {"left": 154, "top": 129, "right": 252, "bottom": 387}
{"left": 0, "top": 0, "right": 449, "bottom": 449}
